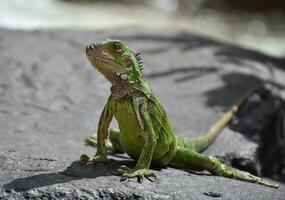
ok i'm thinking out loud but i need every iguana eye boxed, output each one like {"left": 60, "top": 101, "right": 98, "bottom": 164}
{"left": 113, "top": 43, "right": 122, "bottom": 52}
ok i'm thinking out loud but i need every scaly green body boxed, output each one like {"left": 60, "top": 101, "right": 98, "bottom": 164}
{"left": 109, "top": 90, "right": 176, "bottom": 166}
{"left": 80, "top": 39, "right": 278, "bottom": 188}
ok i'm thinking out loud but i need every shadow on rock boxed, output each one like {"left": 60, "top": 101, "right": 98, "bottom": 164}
{"left": 203, "top": 72, "right": 281, "bottom": 141}
{"left": 3, "top": 160, "right": 133, "bottom": 192}
{"left": 145, "top": 65, "right": 218, "bottom": 83}
{"left": 118, "top": 32, "right": 285, "bottom": 73}
{"left": 204, "top": 73, "right": 264, "bottom": 111}
{"left": 215, "top": 45, "right": 285, "bottom": 71}
{"left": 203, "top": 72, "right": 285, "bottom": 180}
{"left": 259, "top": 101, "right": 285, "bottom": 177}
{"left": 116, "top": 32, "right": 224, "bottom": 53}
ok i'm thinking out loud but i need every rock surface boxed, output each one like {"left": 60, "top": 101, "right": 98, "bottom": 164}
{"left": 0, "top": 28, "right": 285, "bottom": 199}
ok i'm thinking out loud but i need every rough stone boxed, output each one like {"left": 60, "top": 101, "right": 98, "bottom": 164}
{"left": 0, "top": 28, "right": 284, "bottom": 199}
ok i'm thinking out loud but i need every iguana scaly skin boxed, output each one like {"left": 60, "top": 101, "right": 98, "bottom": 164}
{"left": 80, "top": 39, "right": 278, "bottom": 188}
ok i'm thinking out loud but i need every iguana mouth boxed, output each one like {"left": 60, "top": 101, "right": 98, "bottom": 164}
{"left": 89, "top": 55, "right": 123, "bottom": 83}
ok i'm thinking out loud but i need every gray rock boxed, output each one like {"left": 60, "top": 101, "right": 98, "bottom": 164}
{"left": 0, "top": 28, "right": 284, "bottom": 199}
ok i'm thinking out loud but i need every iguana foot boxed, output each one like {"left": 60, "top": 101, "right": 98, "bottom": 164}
{"left": 84, "top": 134, "right": 98, "bottom": 147}
{"left": 117, "top": 165, "right": 157, "bottom": 183}
{"left": 117, "top": 165, "right": 132, "bottom": 174}
{"left": 212, "top": 159, "right": 279, "bottom": 188}
{"left": 171, "top": 148, "right": 279, "bottom": 188}
{"left": 221, "top": 166, "right": 279, "bottom": 188}
{"left": 84, "top": 134, "right": 113, "bottom": 149}
{"left": 80, "top": 154, "right": 108, "bottom": 165}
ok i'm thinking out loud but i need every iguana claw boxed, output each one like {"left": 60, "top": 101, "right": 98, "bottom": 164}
{"left": 117, "top": 165, "right": 157, "bottom": 183}
{"left": 80, "top": 154, "right": 108, "bottom": 165}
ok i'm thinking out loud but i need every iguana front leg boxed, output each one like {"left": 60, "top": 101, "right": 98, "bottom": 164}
{"left": 80, "top": 97, "right": 113, "bottom": 164}
{"left": 118, "top": 100, "right": 158, "bottom": 183}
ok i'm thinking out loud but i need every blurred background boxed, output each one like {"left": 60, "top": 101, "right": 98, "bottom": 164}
{"left": 0, "top": 0, "right": 285, "bottom": 57}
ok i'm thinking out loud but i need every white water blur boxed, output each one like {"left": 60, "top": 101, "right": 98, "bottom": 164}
{"left": 0, "top": 0, "right": 284, "bottom": 57}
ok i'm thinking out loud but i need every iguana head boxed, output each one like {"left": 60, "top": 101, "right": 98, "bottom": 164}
{"left": 86, "top": 39, "right": 143, "bottom": 85}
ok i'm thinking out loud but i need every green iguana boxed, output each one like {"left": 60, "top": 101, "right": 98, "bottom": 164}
{"left": 80, "top": 39, "right": 278, "bottom": 188}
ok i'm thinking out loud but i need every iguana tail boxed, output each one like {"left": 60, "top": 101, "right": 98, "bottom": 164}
{"left": 192, "top": 82, "right": 263, "bottom": 152}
